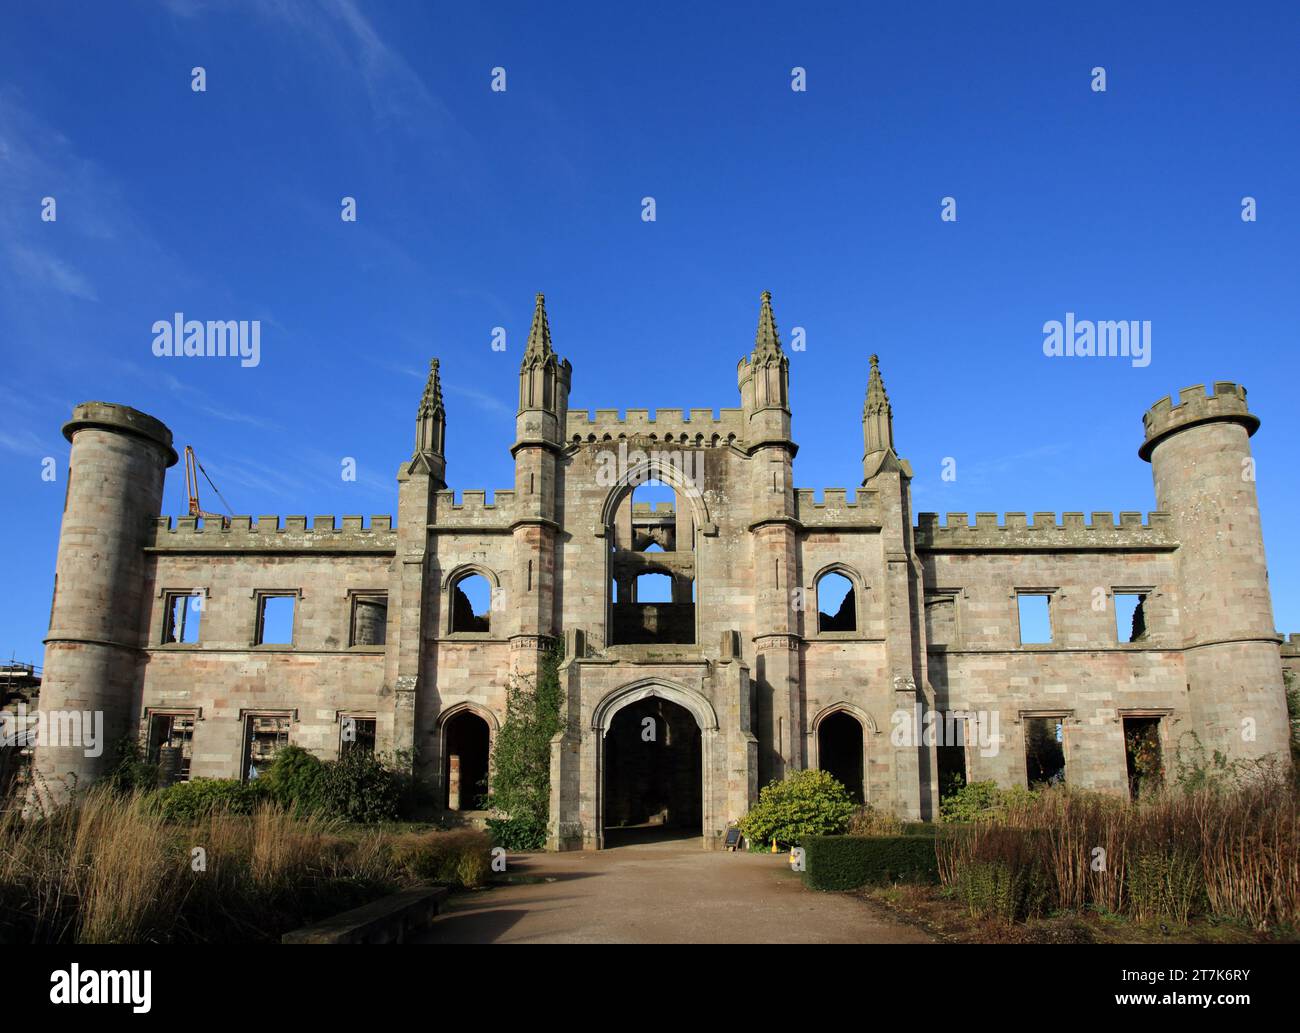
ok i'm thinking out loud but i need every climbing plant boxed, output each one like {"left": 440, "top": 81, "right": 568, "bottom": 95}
{"left": 484, "top": 640, "right": 565, "bottom": 850}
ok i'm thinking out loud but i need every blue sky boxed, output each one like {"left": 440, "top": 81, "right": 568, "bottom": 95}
{"left": 1, "top": 1, "right": 1297, "bottom": 665}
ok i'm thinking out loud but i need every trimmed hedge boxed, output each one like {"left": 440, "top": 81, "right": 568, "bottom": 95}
{"left": 802, "top": 834, "right": 939, "bottom": 891}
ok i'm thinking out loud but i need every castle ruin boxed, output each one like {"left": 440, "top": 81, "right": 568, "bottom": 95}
{"left": 31, "top": 292, "right": 1293, "bottom": 846}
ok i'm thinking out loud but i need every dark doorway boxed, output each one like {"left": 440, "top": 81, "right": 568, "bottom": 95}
{"left": 444, "top": 711, "right": 490, "bottom": 810}
{"left": 604, "top": 697, "right": 701, "bottom": 845}
{"left": 817, "top": 711, "right": 864, "bottom": 803}
{"left": 1123, "top": 716, "right": 1163, "bottom": 800}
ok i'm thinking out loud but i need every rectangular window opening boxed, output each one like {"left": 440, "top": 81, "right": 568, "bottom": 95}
{"left": 1024, "top": 716, "right": 1066, "bottom": 787}
{"left": 350, "top": 594, "right": 387, "bottom": 646}
{"left": 147, "top": 713, "right": 195, "bottom": 783}
{"left": 341, "top": 716, "right": 377, "bottom": 756}
{"left": 1123, "top": 716, "right": 1163, "bottom": 800}
{"left": 1115, "top": 592, "right": 1148, "bottom": 643}
{"left": 1017, "top": 593, "right": 1052, "bottom": 645}
{"left": 243, "top": 714, "right": 291, "bottom": 780}
{"left": 256, "top": 594, "right": 296, "bottom": 645}
{"left": 163, "top": 592, "right": 203, "bottom": 644}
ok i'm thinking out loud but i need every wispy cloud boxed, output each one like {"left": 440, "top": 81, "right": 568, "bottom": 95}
{"left": 445, "top": 382, "right": 514, "bottom": 419}
{"left": 0, "top": 427, "right": 61, "bottom": 460}
{"left": 6, "top": 244, "right": 97, "bottom": 300}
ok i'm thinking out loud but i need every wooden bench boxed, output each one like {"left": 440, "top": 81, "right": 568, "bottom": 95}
{"left": 281, "top": 885, "right": 451, "bottom": 944}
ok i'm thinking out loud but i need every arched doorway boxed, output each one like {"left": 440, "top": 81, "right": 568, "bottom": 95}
{"left": 443, "top": 710, "right": 490, "bottom": 811}
{"left": 818, "top": 710, "right": 865, "bottom": 803}
{"left": 603, "top": 696, "right": 702, "bottom": 845}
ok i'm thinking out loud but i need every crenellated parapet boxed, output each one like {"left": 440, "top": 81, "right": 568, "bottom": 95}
{"left": 566, "top": 408, "right": 745, "bottom": 447}
{"left": 914, "top": 511, "right": 1176, "bottom": 552}
{"left": 793, "top": 488, "right": 880, "bottom": 529}
{"left": 1139, "top": 382, "right": 1259, "bottom": 461}
{"left": 148, "top": 514, "right": 398, "bottom": 552}
{"left": 429, "top": 489, "right": 518, "bottom": 530}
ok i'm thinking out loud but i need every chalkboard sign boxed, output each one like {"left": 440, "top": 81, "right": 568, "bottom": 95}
{"left": 723, "top": 826, "right": 743, "bottom": 851}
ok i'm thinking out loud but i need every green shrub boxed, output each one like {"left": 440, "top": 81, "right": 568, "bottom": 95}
{"left": 264, "top": 745, "right": 328, "bottom": 813}
{"left": 802, "top": 835, "right": 939, "bottom": 891}
{"left": 152, "top": 778, "right": 269, "bottom": 821}
{"left": 486, "top": 814, "right": 548, "bottom": 851}
{"left": 951, "top": 859, "right": 1051, "bottom": 921}
{"left": 739, "top": 769, "right": 856, "bottom": 847}
{"left": 319, "top": 750, "right": 401, "bottom": 824}
{"left": 939, "top": 780, "right": 1038, "bottom": 823}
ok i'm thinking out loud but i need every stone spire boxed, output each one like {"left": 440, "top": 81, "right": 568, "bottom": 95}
{"left": 522, "top": 291, "right": 553, "bottom": 367}
{"left": 753, "top": 290, "right": 783, "bottom": 360}
{"left": 410, "top": 358, "right": 446, "bottom": 483}
{"left": 863, "top": 353, "right": 894, "bottom": 455}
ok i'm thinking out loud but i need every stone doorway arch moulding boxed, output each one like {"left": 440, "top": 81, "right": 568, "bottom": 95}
{"left": 590, "top": 678, "right": 720, "bottom": 849}
{"left": 808, "top": 701, "right": 878, "bottom": 805}
{"left": 434, "top": 701, "right": 500, "bottom": 808}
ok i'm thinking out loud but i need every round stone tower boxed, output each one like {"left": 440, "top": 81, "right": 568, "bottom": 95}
{"left": 1139, "top": 383, "right": 1289, "bottom": 766}
{"left": 32, "top": 402, "right": 177, "bottom": 805}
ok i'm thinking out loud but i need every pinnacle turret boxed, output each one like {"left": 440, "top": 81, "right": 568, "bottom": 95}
{"left": 863, "top": 353, "right": 894, "bottom": 455}
{"left": 753, "top": 290, "right": 783, "bottom": 360}
{"left": 522, "top": 292, "right": 554, "bottom": 367}
{"left": 418, "top": 358, "right": 444, "bottom": 419}
{"left": 411, "top": 357, "right": 447, "bottom": 483}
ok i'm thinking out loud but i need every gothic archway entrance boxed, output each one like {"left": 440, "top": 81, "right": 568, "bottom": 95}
{"left": 443, "top": 710, "right": 490, "bottom": 811}
{"left": 817, "top": 710, "right": 865, "bottom": 803}
{"left": 602, "top": 696, "right": 703, "bottom": 846}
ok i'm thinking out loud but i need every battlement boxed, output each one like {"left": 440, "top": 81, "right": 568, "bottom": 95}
{"left": 793, "top": 488, "right": 880, "bottom": 528}
{"left": 567, "top": 407, "right": 745, "bottom": 445}
{"left": 1139, "top": 382, "right": 1259, "bottom": 461}
{"left": 430, "top": 489, "right": 517, "bottom": 529}
{"left": 632, "top": 502, "right": 676, "bottom": 516}
{"left": 148, "top": 514, "right": 398, "bottom": 552}
{"left": 914, "top": 511, "right": 1176, "bottom": 552}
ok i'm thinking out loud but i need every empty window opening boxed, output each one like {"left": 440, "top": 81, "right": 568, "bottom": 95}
{"left": 604, "top": 697, "right": 701, "bottom": 846}
{"left": 817, "top": 572, "right": 856, "bottom": 632}
{"left": 630, "top": 480, "right": 677, "bottom": 552}
{"left": 609, "top": 477, "right": 696, "bottom": 645}
{"left": 817, "top": 711, "right": 864, "bottom": 803}
{"left": 147, "top": 713, "right": 195, "bottom": 784}
{"left": 937, "top": 740, "right": 968, "bottom": 801}
{"left": 1123, "top": 717, "right": 1163, "bottom": 800}
{"left": 1017, "top": 593, "right": 1052, "bottom": 644}
{"left": 341, "top": 716, "right": 376, "bottom": 756}
{"left": 451, "top": 574, "right": 492, "bottom": 633}
{"left": 163, "top": 593, "right": 203, "bottom": 644}
{"left": 256, "top": 594, "right": 296, "bottom": 645}
{"left": 635, "top": 571, "right": 673, "bottom": 603}
{"left": 350, "top": 595, "right": 387, "bottom": 646}
{"left": 444, "top": 710, "right": 490, "bottom": 811}
{"left": 1024, "top": 716, "right": 1066, "bottom": 787}
{"left": 1115, "top": 592, "right": 1148, "bottom": 643}
{"left": 243, "top": 714, "right": 290, "bottom": 780}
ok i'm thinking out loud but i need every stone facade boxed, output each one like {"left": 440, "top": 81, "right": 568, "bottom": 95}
{"left": 30, "top": 293, "right": 1294, "bottom": 845}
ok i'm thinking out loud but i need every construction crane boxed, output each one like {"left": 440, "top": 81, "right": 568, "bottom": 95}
{"left": 184, "top": 446, "right": 234, "bottom": 528}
